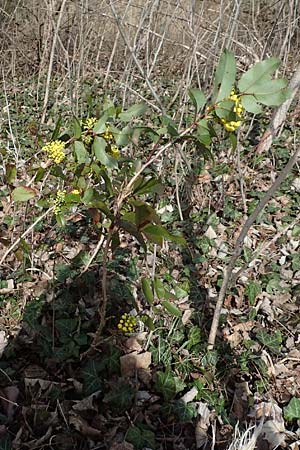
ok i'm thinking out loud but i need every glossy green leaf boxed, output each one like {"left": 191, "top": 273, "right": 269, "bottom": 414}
{"left": 215, "top": 100, "right": 235, "bottom": 120}
{"left": 93, "top": 136, "right": 118, "bottom": 169}
{"left": 115, "top": 125, "right": 131, "bottom": 146}
{"left": 212, "top": 49, "right": 236, "bottom": 102}
{"left": 154, "top": 276, "right": 167, "bottom": 300}
{"left": 142, "top": 223, "right": 186, "bottom": 245}
{"left": 12, "top": 186, "right": 36, "bottom": 202}
{"left": 93, "top": 111, "right": 111, "bottom": 133}
{"left": 134, "top": 202, "right": 160, "bottom": 228}
{"left": 51, "top": 115, "right": 62, "bottom": 140}
{"left": 241, "top": 95, "right": 262, "bottom": 114}
{"left": 197, "top": 119, "right": 211, "bottom": 146}
{"left": 141, "top": 277, "right": 154, "bottom": 305}
{"left": 74, "top": 141, "right": 88, "bottom": 164}
{"left": 133, "top": 176, "right": 162, "bottom": 195}
{"left": 119, "top": 103, "right": 148, "bottom": 122}
{"left": 5, "top": 164, "right": 17, "bottom": 184}
{"left": 238, "top": 57, "right": 280, "bottom": 92}
{"left": 162, "top": 300, "right": 182, "bottom": 317}
{"left": 70, "top": 117, "right": 82, "bottom": 139}
{"left": 119, "top": 220, "right": 147, "bottom": 252}
{"left": 189, "top": 88, "right": 206, "bottom": 113}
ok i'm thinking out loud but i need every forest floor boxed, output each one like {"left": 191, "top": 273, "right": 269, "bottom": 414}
{"left": 0, "top": 75, "right": 300, "bottom": 450}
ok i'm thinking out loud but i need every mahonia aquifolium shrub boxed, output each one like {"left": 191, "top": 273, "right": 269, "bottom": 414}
{"left": 11, "top": 50, "right": 291, "bottom": 328}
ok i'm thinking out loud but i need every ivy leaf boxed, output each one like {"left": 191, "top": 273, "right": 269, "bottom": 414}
{"left": 212, "top": 49, "right": 236, "bottom": 103}
{"left": 119, "top": 103, "right": 148, "bottom": 122}
{"left": 12, "top": 186, "right": 36, "bottom": 202}
{"left": 174, "top": 400, "right": 197, "bottom": 422}
{"left": 284, "top": 397, "right": 300, "bottom": 421}
{"left": 126, "top": 425, "right": 156, "bottom": 450}
{"left": 189, "top": 88, "right": 206, "bottom": 113}
{"left": 155, "top": 371, "right": 186, "bottom": 401}
{"left": 245, "top": 281, "right": 261, "bottom": 305}
{"left": 74, "top": 141, "right": 88, "bottom": 164}
{"left": 103, "top": 381, "right": 135, "bottom": 412}
{"left": 92, "top": 136, "right": 118, "bottom": 168}
{"left": 82, "top": 359, "right": 103, "bottom": 396}
{"left": 55, "top": 318, "right": 78, "bottom": 338}
{"left": 256, "top": 329, "right": 282, "bottom": 354}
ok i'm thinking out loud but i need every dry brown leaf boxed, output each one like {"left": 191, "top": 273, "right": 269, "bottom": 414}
{"left": 69, "top": 414, "right": 103, "bottom": 439}
{"left": 120, "top": 351, "right": 151, "bottom": 377}
{"left": 110, "top": 441, "right": 134, "bottom": 450}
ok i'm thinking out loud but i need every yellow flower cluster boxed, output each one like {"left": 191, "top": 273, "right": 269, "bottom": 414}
{"left": 43, "top": 140, "right": 65, "bottom": 164}
{"left": 221, "top": 89, "right": 244, "bottom": 132}
{"left": 102, "top": 125, "right": 113, "bottom": 141}
{"left": 83, "top": 117, "right": 97, "bottom": 130}
{"left": 71, "top": 189, "right": 80, "bottom": 195}
{"left": 109, "top": 144, "right": 120, "bottom": 159}
{"left": 53, "top": 190, "right": 66, "bottom": 214}
{"left": 117, "top": 313, "right": 137, "bottom": 333}
{"left": 82, "top": 135, "right": 93, "bottom": 145}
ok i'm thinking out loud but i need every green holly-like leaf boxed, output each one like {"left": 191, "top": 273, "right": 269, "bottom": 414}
{"left": 141, "top": 277, "right": 154, "bottom": 305}
{"left": 162, "top": 300, "right": 182, "bottom": 318}
{"left": 119, "top": 103, "right": 148, "bottom": 122}
{"left": 212, "top": 49, "right": 236, "bottom": 103}
{"left": 189, "top": 88, "right": 206, "bottom": 113}
{"left": 74, "top": 141, "right": 88, "bottom": 164}
{"left": 155, "top": 371, "right": 186, "bottom": 401}
{"left": 197, "top": 119, "right": 211, "bottom": 146}
{"left": 92, "top": 136, "right": 118, "bottom": 168}
{"left": 12, "top": 186, "right": 36, "bottom": 202}
{"left": 142, "top": 223, "right": 186, "bottom": 246}
{"left": 238, "top": 58, "right": 280, "bottom": 92}
{"left": 5, "top": 164, "right": 17, "bottom": 184}
{"left": 241, "top": 95, "right": 262, "bottom": 114}
{"left": 284, "top": 397, "right": 300, "bottom": 421}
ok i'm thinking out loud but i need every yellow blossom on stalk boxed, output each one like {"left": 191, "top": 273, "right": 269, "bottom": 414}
{"left": 43, "top": 140, "right": 65, "bottom": 164}
{"left": 83, "top": 117, "right": 97, "bottom": 130}
{"left": 102, "top": 125, "right": 113, "bottom": 141}
{"left": 110, "top": 145, "right": 120, "bottom": 159}
{"left": 219, "top": 89, "right": 244, "bottom": 132}
{"left": 117, "top": 313, "right": 137, "bottom": 334}
{"left": 53, "top": 190, "right": 66, "bottom": 214}
{"left": 71, "top": 189, "right": 80, "bottom": 195}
